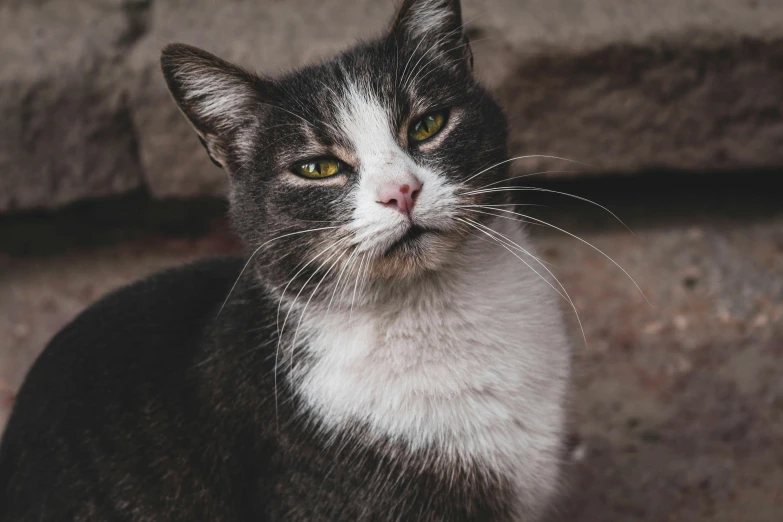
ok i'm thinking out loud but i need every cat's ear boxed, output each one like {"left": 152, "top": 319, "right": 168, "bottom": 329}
{"left": 160, "top": 43, "right": 266, "bottom": 170}
{"left": 390, "top": 0, "right": 473, "bottom": 70}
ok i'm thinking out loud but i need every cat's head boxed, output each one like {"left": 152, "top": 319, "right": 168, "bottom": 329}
{"left": 161, "top": 0, "right": 509, "bottom": 297}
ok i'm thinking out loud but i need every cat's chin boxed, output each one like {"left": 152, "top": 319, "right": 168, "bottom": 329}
{"left": 368, "top": 228, "right": 462, "bottom": 280}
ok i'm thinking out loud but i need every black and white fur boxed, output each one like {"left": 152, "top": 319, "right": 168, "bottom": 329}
{"left": 0, "top": 1, "right": 571, "bottom": 520}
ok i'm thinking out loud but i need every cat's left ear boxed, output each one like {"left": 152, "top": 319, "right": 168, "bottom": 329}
{"left": 389, "top": 0, "right": 473, "bottom": 71}
{"left": 161, "top": 43, "right": 268, "bottom": 171}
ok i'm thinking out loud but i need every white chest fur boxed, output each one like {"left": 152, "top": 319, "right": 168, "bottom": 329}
{"left": 292, "top": 220, "right": 571, "bottom": 514}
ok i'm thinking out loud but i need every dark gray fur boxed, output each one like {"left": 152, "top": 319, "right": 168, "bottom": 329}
{"left": 0, "top": 1, "right": 524, "bottom": 520}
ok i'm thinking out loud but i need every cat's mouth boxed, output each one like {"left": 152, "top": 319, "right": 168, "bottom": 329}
{"left": 383, "top": 225, "right": 434, "bottom": 257}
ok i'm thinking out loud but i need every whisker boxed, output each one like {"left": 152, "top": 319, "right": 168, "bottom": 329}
{"left": 399, "top": 13, "right": 485, "bottom": 91}
{"left": 398, "top": 36, "right": 430, "bottom": 91}
{"left": 475, "top": 206, "right": 649, "bottom": 304}
{"left": 463, "top": 169, "right": 583, "bottom": 193}
{"left": 459, "top": 217, "right": 571, "bottom": 303}
{"left": 458, "top": 207, "right": 542, "bottom": 228}
{"left": 289, "top": 243, "right": 350, "bottom": 375}
{"left": 458, "top": 217, "right": 586, "bottom": 343}
{"left": 275, "top": 235, "right": 350, "bottom": 334}
{"left": 404, "top": 36, "right": 491, "bottom": 92}
{"left": 350, "top": 251, "right": 370, "bottom": 321}
{"left": 462, "top": 186, "right": 633, "bottom": 234}
{"left": 339, "top": 244, "right": 364, "bottom": 303}
{"left": 357, "top": 247, "right": 375, "bottom": 300}
{"left": 217, "top": 225, "right": 341, "bottom": 317}
{"left": 274, "top": 236, "right": 352, "bottom": 428}
{"left": 458, "top": 155, "right": 591, "bottom": 186}
{"left": 325, "top": 244, "right": 361, "bottom": 316}
{"left": 412, "top": 51, "right": 476, "bottom": 89}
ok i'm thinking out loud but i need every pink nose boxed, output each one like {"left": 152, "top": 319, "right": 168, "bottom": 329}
{"left": 377, "top": 179, "right": 422, "bottom": 215}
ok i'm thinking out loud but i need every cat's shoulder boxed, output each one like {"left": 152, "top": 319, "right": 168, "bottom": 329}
{"left": 60, "top": 256, "right": 246, "bottom": 338}
{"left": 14, "top": 257, "right": 249, "bottom": 396}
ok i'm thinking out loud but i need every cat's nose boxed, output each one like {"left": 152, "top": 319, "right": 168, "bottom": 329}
{"left": 376, "top": 178, "right": 422, "bottom": 215}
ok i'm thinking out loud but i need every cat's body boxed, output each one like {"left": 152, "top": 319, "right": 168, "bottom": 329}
{"left": 0, "top": 1, "right": 572, "bottom": 520}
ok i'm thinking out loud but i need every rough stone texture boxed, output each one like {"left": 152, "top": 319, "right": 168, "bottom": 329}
{"left": 1, "top": 172, "right": 781, "bottom": 519}
{"left": 0, "top": 0, "right": 148, "bottom": 212}
{"left": 2, "top": 0, "right": 783, "bottom": 210}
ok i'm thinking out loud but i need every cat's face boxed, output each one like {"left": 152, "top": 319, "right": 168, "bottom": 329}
{"left": 162, "top": 0, "right": 508, "bottom": 297}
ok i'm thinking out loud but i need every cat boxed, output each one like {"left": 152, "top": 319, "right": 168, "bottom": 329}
{"left": 0, "top": 0, "right": 572, "bottom": 520}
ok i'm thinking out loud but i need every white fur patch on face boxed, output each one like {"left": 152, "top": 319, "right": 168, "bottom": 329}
{"left": 336, "top": 82, "right": 458, "bottom": 254}
{"left": 293, "top": 218, "right": 571, "bottom": 518}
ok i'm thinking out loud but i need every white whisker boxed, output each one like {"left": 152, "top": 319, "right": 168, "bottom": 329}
{"left": 274, "top": 235, "right": 352, "bottom": 428}
{"left": 401, "top": 13, "right": 484, "bottom": 91}
{"left": 217, "top": 226, "right": 340, "bottom": 318}
{"left": 350, "top": 251, "right": 370, "bottom": 321}
{"left": 325, "top": 244, "right": 360, "bottom": 317}
{"left": 463, "top": 169, "right": 582, "bottom": 193}
{"left": 473, "top": 206, "right": 649, "bottom": 304}
{"left": 461, "top": 186, "right": 633, "bottom": 233}
{"left": 289, "top": 243, "right": 350, "bottom": 374}
{"left": 458, "top": 217, "right": 586, "bottom": 343}
{"left": 404, "top": 37, "right": 490, "bottom": 92}
{"left": 458, "top": 155, "right": 591, "bottom": 186}
{"left": 458, "top": 207, "right": 541, "bottom": 228}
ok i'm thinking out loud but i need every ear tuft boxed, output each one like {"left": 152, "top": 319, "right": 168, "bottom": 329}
{"left": 390, "top": 0, "right": 472, "bottom": 73}
{"left": 160, "top": 43, "right": 262, "bottom": 170}
{"left": 391, "top": 0, "right": 464, "bottom": 41}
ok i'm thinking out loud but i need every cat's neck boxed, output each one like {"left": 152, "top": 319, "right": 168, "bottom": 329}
{"left": 288, "top": 218, "right": 569, "bottom": 479}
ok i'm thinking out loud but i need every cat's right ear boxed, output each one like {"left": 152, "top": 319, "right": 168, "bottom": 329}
{"left": 160, "top": 44, "right": 267, "bottom": 171}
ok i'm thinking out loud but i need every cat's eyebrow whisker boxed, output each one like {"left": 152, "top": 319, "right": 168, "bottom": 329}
{"left": 471, "top": 206, "right": 649, "bottom": 304}
{"left": 462, "top": 170, "right": 583, "bottom": 193}
{"left": 461, "top": 186, "right": 634, "bottom": 234}
{"left": 404, "top": 37, "right": 492, "bottom": 92}
{"left": 457, "top": 217, "right": 586, "bottom": 344}
{"left": 458, "top": 155, "right": 591, "bottom": 186}
{"left": 397, "top": 11, "right": 484, "bottom": 92}
{"left": 412, "top": 52, "right": 475, "bottom": 90}
{"left": 217, "top": 225, "right": 341, "bottom": 318}
{"left": 402, "top": 12, "right": 486, "bottom": 90}
{"left": 398, "top": 35, "right": 431, "bottom": 92}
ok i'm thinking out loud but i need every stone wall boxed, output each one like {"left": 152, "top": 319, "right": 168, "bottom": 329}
{"left": 2, "top": 0, "right": 782, "bottom": 212}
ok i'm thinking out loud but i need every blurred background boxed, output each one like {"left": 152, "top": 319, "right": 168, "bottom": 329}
{"left": 1, "top": 0, "right": 782, "bottom": 520}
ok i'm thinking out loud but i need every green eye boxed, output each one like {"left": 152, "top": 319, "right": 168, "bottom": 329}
{"left": 409, "top": 111, "right": 446, "bottom": 142}
{"left": 295, "top": 158, "right": 344, "bottom": 179}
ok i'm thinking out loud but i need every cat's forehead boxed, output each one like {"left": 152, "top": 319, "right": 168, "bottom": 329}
{"left": 271, "top": 40, "right": 464, "bottom": 149}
